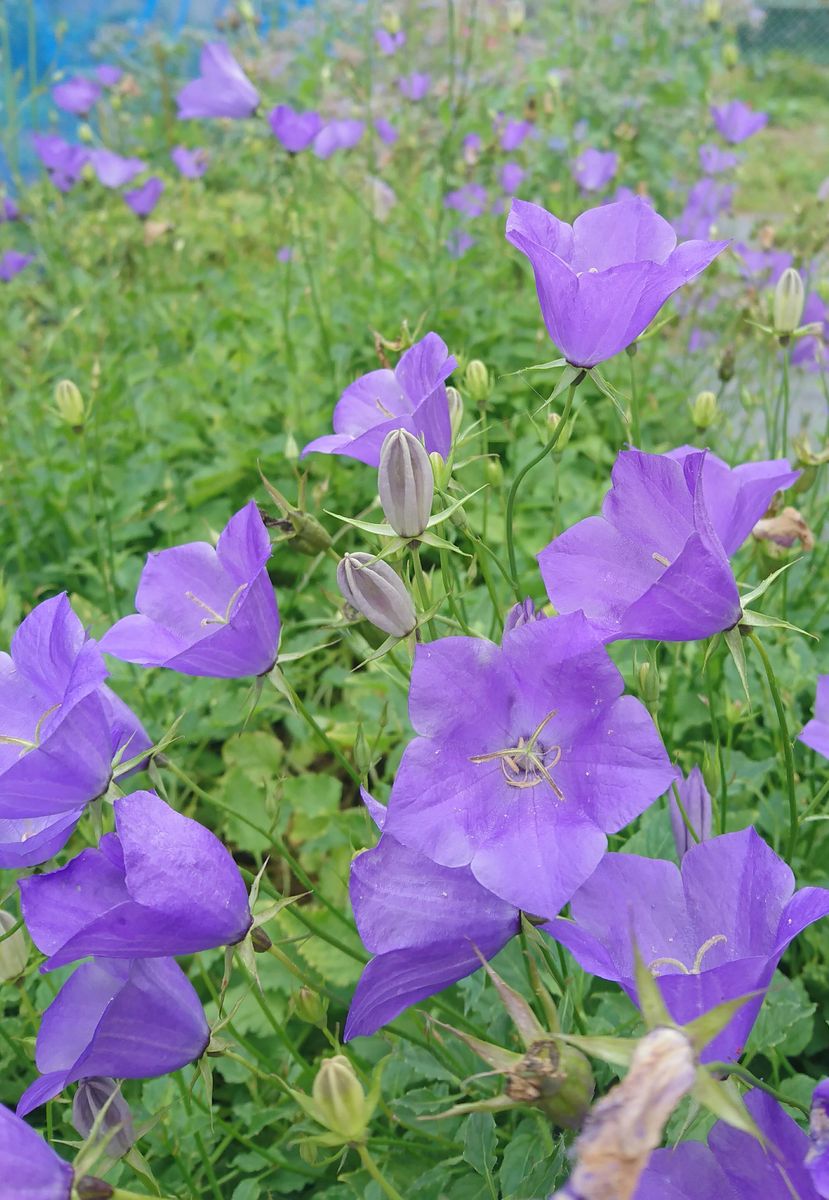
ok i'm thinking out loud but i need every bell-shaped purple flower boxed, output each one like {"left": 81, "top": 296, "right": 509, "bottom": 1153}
{"left": 669, "top": 765, "right": 712, "bottom": 858}
{"left": 500, "top": 118, "right": 534, "bottom": 152}
{"left": 734, "top": 241, "right": 792, "bottom": 286}
{"left": 375, "top": 117, "right": 398, "bottom": 145}
{"left": 384, "top": 612, "right": 675, "bottom": 919}
{"left": 96, "top": 64, "right": 123, "bottom": 87}
{"left": 506, "top": 196, "right": 727, "bottom": 368}
{"left": 500, "top": 161, "right": 525, "bottom": 195}
{"left": 446, "top": 229, "right": 476, "bottom": 259}
{"left": 375, "top": 28, "right": 406, "bottom": 54}
{"left": 0, "top": 811, "right": 84, "bottom": 869}
{"left": 268, "top": 104, "right": 323, "bottom": 153}
{"left": 171, "top": 145, "right": 209, "bottom": 178}
{"left": 711, "top": 99, "right": 768, "bottom": 144}
{"left": 72, "top": 1077, "right": 135, "bottom": 1158}
{"left": 176, "top": 42, "right": 259, "bottom": 120}
{"left": 444, "top": 183, "right": 487, "bottom": 218}
{"left": 124, "top": 176, "right": 163, "bottom": 219}
{"left": 0, "top": 1103, "right": 73, "bottom": 1198}
{"left": 675, "top": 178, "right": 734, "bottom": 241}
{"left": 33, "top": 134, "right": 89, "bottom": 192}
{"left": 89, "top": 148, "right": 147, "bottom": 189}
{"left": 52, "top": 75, "right": 101, "bottom": 115}
{"left": 1, "top": 195, "right": 20, "bottom": 222}
{"left": 809, "top": 1079, "right": 829, "bottom": 1197}
{"left": 301, "top": 331, "right": 455, "bottom": 466}
{"left": 800, "top": 675, "right": 829, "bottom": 759}
{"left": 547, "top": 828, "right": 829, "bottom": 1062}
{"left": 312, "top": 119, "right": 365, "bottom": 159}
{"left": 572, "top": 147, "right": 618, "bottom": 192}
{"left": 17, "top": 956, "right": 210, "bottom": 1116}
{"left": 699, "top": 143, "right": 740, "bottom": 174}
{"left": 0, "top": 251, "right": 34, "bottom": 282}
{"left": 100, "top": 500, "right": 280, "bottom": 678}
{"left": 793, "top": 293, "right": 828, "bottom": 371}
{"left": 345, "top": 790, "right": 519, "bottom": 1039}
{"left": 538, "top": 447, "right": 799, "bottom": 643}
{"left": 20, "top": 790, "right": 252, "bottom": 969}
{"left": 398, "top": 72, "right": 431, "bottom": 101}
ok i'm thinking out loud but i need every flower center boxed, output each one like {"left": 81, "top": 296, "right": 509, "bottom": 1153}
{"left": 469, "top": 709, "right": 565, "bottom": 799}
{"left": 0, "top": 702, "right": 62, "bottom": 756}
{"left": 185, "top": 582, "right": 248, "bottom": 627}
{"left": 648, "top": 934, "right": 728, "bottom": 977}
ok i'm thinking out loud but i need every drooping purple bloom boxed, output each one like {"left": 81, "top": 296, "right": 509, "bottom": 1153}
{"left": 500, "top": 119, "right": 534, "bottom": 152}
{"left": 572, "top": 148, "right": 618, "bottom": 192}
{"left": 538, "top": 447, "right": 798, "bottom": 642}
{"left": 799, "top": 676, "right": 829, "bottom": 759}
{"left": 733, "top": 241, "right": 793, "bottom": 286}
{"left": 32, "top": 133, "right": 89, "bottom": 192}
{"left": 20, "top": 790, "right": 251, "bottom": 969}
{"left": 463, "top": 132, "right": 482, "bottom": 165}
{"left": 547, "top": 828, "right": 829, "bottom": 1062}
{"left": 0, "top": 1103, "right": 73, "bottom": 1198}
{"left": 809, "top": 1079, "right": 829, "bottom": 1197}
{"left": 711, "top": 100, "right": 768, "bottom": 144}
{"left": 268, "top": 104, "right": 322, "bottom": 152}
{"left": 345, "top": 790, "right": 519, "bottom": 1039}
{"left": 301, "top": 331, "right": 455, "bottom": 465}
{"left": 52, "top": 75, "right": 101, "bottom": 115}
{"left": 699, "top": 143, "right": 740, "bottom": 174}
{"left": 96, "top": 64, "right": 123, "bottom": 87}
{"left": 375, "top": 28, "right": 406, "bottom": 54}
{"left": 500, "top": 161, "right": 525, "bottom": 195}
{"left": 674, "top": 178, "right": 734, "bottom": 241}
{"left": 124, "top": 176, "right": 164, "bottom": 219}
{"left": 383, "top": 613, "right": 675, "bottom": 919}
{"left": 16, "top": 956, "right": 210, "bottom": 1116}
{"left": 100, "top": 501, "right": 280, "bottom": 678}
{"left": 0, "top": 251, "right": 33, "bottom": 282}
{"left": 669, "top": 765, "right": 712, "bottom": 858}
{"left": 506, "top": 196, "right": 727, "bottom": 368}
{"left": 445, "top": 228, "right": 476, "bottom": 259}
{"left": 176, "top": 42, "right": 259, "bottom": 120}
{"left": 444, "top": 182, "right": 487, "bottom": 218}
{"left": 89, "top": 148, "right": 147, "bottom": 189}
{"left": 792, "top": 292, "right": 827, "bottom": 371}
{"left": 312, "top": 119, "right": 365, "bottom": 159}
{"left": 398, "top": 72, "right": 431, "bottom": 101}
{"left": 171, "top": 145, "right": 209, "bottom": 178}
{"left": 72, "top": 1077, "right": 135, "bottom": 1158}
{"left": 375, "top": 117, "right": 398, "bottom": 145}
{"left": 635, "top": 1090, "right": 821, "bottom": 1199}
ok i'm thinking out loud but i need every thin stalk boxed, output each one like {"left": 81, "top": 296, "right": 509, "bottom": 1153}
{"left": 703, "top": 658, "right": 729, "bottom": 835}
{"left": 272, "top": 675, "right": 361, "bottom": 787}
{"left": 357, "top": 1144, "right": 406, "bottom": 1200}
{"left": 671, "top": 781, "right": 700, "bottom": 844}
{"left": 707, "top": 1061, "right": 809, "bottom": 1117}
{"left": 747, "top": 631, "right": 798, "bottom": 861}
{"left": 174, "top": 1076, "right": 223, "bottom": 1200}
{"left": 627, "top": 351, "right": 641, "bottom": 446}
{"left": 412, "top": 545, "right": 437, "bottom": 639}
{"left": 439, "top": 547, "right": 473, "bottom": 635}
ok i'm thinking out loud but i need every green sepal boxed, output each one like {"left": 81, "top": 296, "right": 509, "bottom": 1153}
{"left": 549, "top": 1032, "right": 636, "bottom": 1069}
{"left": 739, "top": 558, "right": 802, "bottom": 608}
{"left": 692, "top": 1068, "right": 759, "bottom": 1137}
{"left": 683, "top": 990, "right": 760, "bottom": 1056}
{"left": 475, "top": 949, "right": 546, "bottom": 1048}
{"left": 422, "top": 1095, "right": 517, "bottom": 1120}
{"left": 112, "top": 714, "right": 184, "bottom": 779}
{"left": 501, "top": 357, "right": 567, "bottom": 377}
{"left": 586, "top": 367, "right": 628, "bottom": 423}
{"left": 633, "top": 940, "right": 672, "bottom": 1029}
{"left": 198, "top": 1055, "right": 215, "bottom": 1124}
{"left": 739, "top": 609, "right": 817, "bottom": 640}
{"left": 431, "top": 1018, "right": 522, "bottom": 1075}
{"left": 724, "top": 625, "right": 751, "bottom": 705}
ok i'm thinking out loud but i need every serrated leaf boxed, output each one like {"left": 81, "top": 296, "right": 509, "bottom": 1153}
{"left": 462, "top": 1111, "right": 497, "bottom": 1177}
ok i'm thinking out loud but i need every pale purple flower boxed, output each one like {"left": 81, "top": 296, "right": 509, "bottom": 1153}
{"left": 171, "top": 145, "right": 209, "bottom": 178}
{"left": 800, "top": 676, "right": 829, "bottom": 759}
{"left": 383, "top": 613, "right": 675, "bottom": 918}
{"left": 1, "top": 196, "right": 20, "bottom": 222}
{"left": 444, "top": 182, "right": 487, "bottom": 218}
{"left": 503, "top": 597, "right": 545, "bottom": 633}
{"left": 89, "top": 148, "right": 147, "bottom": 189}
{"left": 32, "top": 133, "right": 88, "bottom": 192}
{"left": 52, "top": 75, "right": 101, "bottom": 115}
{"left": 96, "top": 64, "right": 123, "bottom": 87}
{"left": 375, "top": 28, "right": 406, "bottom": 54}
{"left": 500, "top": 161, "right": 524, "bottom": 195}
{"left": 445, "top": 229, "right": 476, "bottom": 258}
{"left": 302, "top": 331, "right": 455, "bottom": 465}
{"left": 547, "top": 828, "right": 829, "bottom": 1061}
{"left": 277, "top": 246, "right": 293, "bottom": 263}
{"left": 669, "top": 765, "right": 712, "bottom": 858}
{"left": 313, "top": 119, "right": 365, "bottom": 159}
{"left": 675, "top": 178, "right": 733, "bottom": 241}
{"left": 375, "top": 117, "right": 398, "bottom": 145}
{"left": 506, "top": 196, "right": 728, "bottom": 368}
{"left": 609, "top": 185, "right": 654, "bottom": 208}
{"left": 699, "top": 143, "right": 740, "bottom": 174}
{"left": 0, "top": 1103, "right": 73, "bottom": 1197}
{"left": 792, "top": 293, "right": 827, "bottom": 371}
{"left": 176, "top": 42, "right": 259, "bottom": 120}
{"left": 268, "top": 104, "right": 322, "bottom": 152}
{"left": 398, "top": 72, "right": 431, "bottom": 101}
{"left": 500, "top": 119, "right": 534, "bottom": 152}
{"left": 572, "top": 148, "right": 618, "bottom": 192}
{"left": 538, "top": 446, "right": 798, "bottom": 642}
{"left": 711, "top": 100, "right": 768, "bottom": 144}
{"left": 124, "top": 176, "right": 164, "bottom": 219}
{"left": 463, "top": 132, "right": 482, "bottom": 165}
{"left": 100, "top": 501, "right": 280, "bottom": 678}
{"left": 0, "top": 251, "right": 33, "bottom": 282}
{"left": 809, "top": 1079, "right": 829, "bottom": 1198}
{"left": 733, "top": 241, "right": 793, "bottom": 286}
{"left": 72, "top": 1077, "right": 135, "bottom": 1158}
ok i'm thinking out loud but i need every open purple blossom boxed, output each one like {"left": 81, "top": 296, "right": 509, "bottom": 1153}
{"left": 674, "top": 178, "right": 733, "bottom": 241}
{"left": 100, "top": 500, "right": 280, "bottom": 678}
{"left": 538, "top": 447, "right": 798, "bottom": 642}
{"left": 506, "top": 196, "right": 727, "bottom": 368}
{"left": 176, "top": 42, "right": 259, "bottom": 120}
{"left": 0, "top": 811, "right": 84, "bottom": 870}
{"left": 20, "top": 790, "right": 251, "bottom": 969}
{"left": 572, "top": 148, "right": 618, "bottom": 192}
{"left": 635, "top": 1090, "right": 821, "bottom": 1199}
{"left": 444, "top": 182, "right": 487, "bottom": 218}
{"left": 0, "top": 251, "right": 34, "bottom": 282}
{"left": 711, "top": 100, "right": 768, "bottom": 144}
{"left": 500, "top": 162, "right": 525, "bottom": 194}
{"left": 124, "top": 176, "right": 164, "bottom": 219}
{"left": 463, "top": 132, "right": 482, "bottom": 165}
{"left": 445, "top": 229, "right": 476, "bottom": 259}
{"left": 52, "top": 75, "right": 101, "bottom": 115}
{"left": 799, "top": 676, "right": 829, "bottom": 759}
{"left": 669, "top": 765, "right": 712, "bottom": 858}
{"left": 345, "top": 790, "right": 519, "bottom": 1039}
{"left": 547, "top": 828, "right": 829, "bottom": 1062}
{"left": 793, "top": 293, "right": 827, "bottom": 371}
{"left": 383, "top": 612, "right": 675, "bottom": 919}
{"left": 375, "top": 117, "right": 398, "bottom": 145}
{"left": 398, "top": 72, "right": 431, "bottom": 101}
{"left": 809, "top": 1079, "right": 829, "bottom": 1197}
{"left": 171, "top": 145, "right": 209, "bottom": 178}
{"left": 301, "top": 331, "right": 455, "bottom": 465}
{"left": 699, "top": 143, "right": 740, "bottom": 174}
{"left": 89, "top": 148, "right": 147, "bottom": 189}
{"left": 375, "top": 28, "right": 406, "bottom": 54}
{"left": 268, "top": 104, "right": 322, "bottom": 152}
{"left": 0, "top": 1103, "right": 73, "bottom": 1198}
{"left": 33, "top": 134, "right": 88, "bottom": 192}
{"left": 96, "top": 64, "right": 123, "bottom": 87}
{"left": 17, "top": 957, "right": 210, "bottom": 1116}
{"left": 313, "top": 119, "right": 365, "bottom": 159}
{"left": 733, "top": 241, "right": 792, "bottom": 286}
{"left": 500, "top": 119, "right": 534, "bottom": 152}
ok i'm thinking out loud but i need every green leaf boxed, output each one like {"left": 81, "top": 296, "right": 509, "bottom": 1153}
{"left": 462, "top": 1111, "right": 497, "bottom": 1177}
{"left": 499, "top": 1118, "right": 556, "bottom": 1197}
{"left": 746, "top": 971, "right": 816, "bottom": 1058}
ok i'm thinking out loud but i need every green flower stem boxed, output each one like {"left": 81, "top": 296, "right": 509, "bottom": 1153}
{"left": 274, "top": 675, "right": 362, "bottom": 788}
{"left": 505, "top": 377, "right": 580, "bottom": 595}
{"left": 704, "top": 657, "right": 729, "bottom": 835}
{"left": 110, "top": 1190, "right": 179, "bottom": 1200}
{"left": 747, "top": 631, "right": 798, "bottom": 861}
{"left": 439, "top": 547, "right": 474, "bottom": 635}
{"left": 411, "top": 545, "right": 437, "bottom": 640}
{"left": 628, "top": 350, "right": 641, "bottom": 447}
{"left": 707, "top": 1060, "right": 809, "bottom": 1117}
{"left": 221, "top": 1048, "right": 295, "bottom": 1098}
{"left": 671, "top": 781, "right": 701, "bottom": 845}
{"left": 174, "top": 1075, "right": 223, "bottom": 1200}
{"left": 357, "top": 1143, "right": 406, "bottom": 1200}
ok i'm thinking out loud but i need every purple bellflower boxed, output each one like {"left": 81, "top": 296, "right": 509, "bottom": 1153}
{"left": 0, "top": 1103, "right": 73, "bottom": 1199}
{"left": 503, "top": 597, "right": 545, "bottom": 633}
{"left": 669, "top": 765, "right": 712, "bottom": 858}
{"left": 505, "top": 196, "right": 727, "bottom": 368}
{"left": 547, "top": 828, "right": 829, "bottom": 1062}
{"left": 383, "top": 612, "right": 675, "bottom": 919}
{"left": 312, "top": 119, "right": 365, "bottom": 159}
{"left": 463, "top": 132, "right": 482, "bottom": 165}
{"left": 171, "top": 145, "right": 209, "bottom": 178}
{"left": 1, "top": 195, "right": 20, "bottom": 222}
{"left": 635, "top": 1090, "right": 821, "bottom": 1200}
{"left": 268, "top": 104, "right": 323, "bottom": 152}
{"left": 793, "top": 293, "right": 828, "bottom": 371}
{"left": 0, "top": 251, "right": 34, "bottom": 282}
{"left": 176, "top": 42, "right": 259, "bottom": 120}
{"left": 538, "top": 446, "right": 798, "bottom": 643}
{"left": 32, "top": 134, "right": 88, "bottom": 192}
{"left": 800, "top": 676, "right": 829, "bottom": 759}
{"left": 445, "top": 229, "right": 476, "bottom": 259}
{"left": 124, "top": 176, "right": 164, "bottom": 219}
{"left": 500, "top": 118, "right": 534, "bottom": 152}
{"left": 375, "top": 28, "right": 406, "bottom": 54}
{"left": 345, "top": 790, "right": 519, "bottom": 1039}
{"left": 711, "top": 100, "right": 768, "bottom": 144}
{"left": 17, "top": 956, "right": 210, "bottom": 1116}
{"left": 89, "top": 149, "right": 147, "bottom": 189}
{"left": 301, "top": 331, "right": 455, "bottom": 466}
{"left": 52, "top": 76, "right": 101, "bottom": 115}
{"left": 398, "top": 72, "right": 431, "bottom": 101}
{"left": 699, "top": 143, "right": 740, "bottom": 174}
{"left": 675, "top": 178, "right": 734, "bottom": 241}
{"left": 375, "top": 117, "right": 398, "bottom": 145}
{"left": 500, "top": 162, "right": 525, "bottom": 195}
{"left": 444, "top": 183, "right": 487, "bottom": 218}
{"left": 96, "top": 64, "right": 123, "bottom": 87}
{"left": 809, "top": 1079, "right": 829, "bottom": 1197}
{"left": 733, "top": 241, "right": 793, "bottom": 286}
{"left": 100, "top": 500, "right": 280, "bottom": 678}
{"left": 572, "top": 147, "right": 618, "bottom": 192}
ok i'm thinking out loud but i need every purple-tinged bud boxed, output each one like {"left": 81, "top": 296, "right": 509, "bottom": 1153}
{"left": 76, "top": 1178, "right": 114, "bottom": 1200}
{"left": 774, "top": 267, "right": 805, "bottom": 338}
{"left": 311, "top": 1055, "right": 372, "bottom": 1143}
{"left": 378, "top": 429, "right": 434, "bottom": 538}
{"left": 72, "top": 1077, "right": 136, "bottom": 1158}
{"left": 337, "top": 553, "right": 416, "bottom": 638}
{"left": 504, "top": 597, "right": 544, "bottom": 633}
{"left": 669, "top": 766, "right": 712, "bottom": 859}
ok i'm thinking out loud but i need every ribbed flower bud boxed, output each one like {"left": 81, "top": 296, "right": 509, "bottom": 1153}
{"left": 446, "top": 386, "right": 464, "bottom": 439}
{"left": 72, "top": 1077, "right": 136, "bottom": 1158}
{"left": 54, "top": 379, "right": 86, "bottom": 430}
{"left": 0, "top": 910, "right": 26, "bottom": 981}
{"left": 637, "top": 661, "right": 660, "bottom": 707}
{"left": 378, "top": 429, "right": 434, "bottom": 538}
{"left": 690, "top": 390, "right": 717, "bottom": 431}
{"left": 380, "top": 3, "right": 401, "bottom": 33}
{"left": 774, "top": 267, "right": 805, "bottom": 337}
{"left": 506, "top": 0, "right": 526, "bottom": 31}
{"left": 337, "top": 553, "right": 416, "bottom": 638}
{"left": 295, "top": 986, "right": 329, "bottom": 1028}
{"left": 311, "top": 1055, "right": 372, "bottom": 1143}
{"left": 464, "top": 359, "right": 491, "bottom": 405}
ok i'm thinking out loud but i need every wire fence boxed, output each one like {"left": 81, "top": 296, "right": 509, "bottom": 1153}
{"left": 740, "top": 1, "right": 829, "bottom": 63}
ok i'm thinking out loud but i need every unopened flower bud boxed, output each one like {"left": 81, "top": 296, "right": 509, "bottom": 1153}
{"left": 504, "top": 597, "right": 544, "bottom": 633}
{"left": 284, "top": 431, "right": 300, "bottom": 462}
{"left": 670, "top": 766, "right": 712, "bottom": 859}
{"left": 717, "top": 344, "right": 735, "bottom": 382}
{"left": 637, "top": 661, "right": 660, "bottom": 707}
{"left": 380, "top": 3, "right": 401, "bottom": 33}
{"left": 484, "top": 456, "right": 504, "bottom": 487}
{"left": 312, "top": 1055, "right": 372, "bottom": 1143}
{"left": 464, "top": 359, "right": 491, "bottom": 406}
{"left": 702, "top": 0, "right": 722, "bottom": 22}
{"left": 0, "top": 910, "right": 26, "bottom": 981}
{"left": 690, "top": 390, "right": 717, "bottom": 431}
{"left": 295, "top": 986, "right": 329, "bottom": 1027}
{"left": 78, "top": 122, "right": 94, "bottom": 144}
{"left": 378, "top": 429, "right": 434, "bottom": 538}
{"left": 73, "top": 1078, "right": 136, "bottom": 1159}
{"left": 337, "top": 553, "right": 416, "bottom": 638}
{"left": 506, "top": 0, "right": 526, "bottom": 31}
{"left": 76, "top": 1177, "right": 114, "bottom": 1200}
{"left": 547, "top": 410, "right": 571, "bottom": 452}
{"left": 429, "top": 450, "right": 452, "bottom": 491}
{"left": 446, "top": 386, "right": 464, "bottom": 439}
{"left": 54, "top": 379, "right": 86, "bottom": 430}
{"left": 722, "top": 41, "right": 739, "bottom": 68}
{"left": 774, "top": 267, "right": 805, "bottom": 338}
